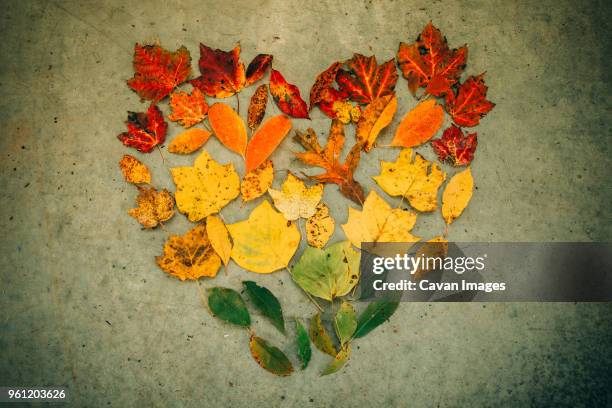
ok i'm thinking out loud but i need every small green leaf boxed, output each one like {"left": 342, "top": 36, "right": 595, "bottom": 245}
{"left": 207, "top": 287, "right": 250, "bottom": 327}
{"left": 243, "top": 281, "right": 285, "bottom": 334}
{"left": 249, "top": 336, "right": 293, "bottom": 376}
{"left": 353, "top": 299, "right": 399, "bottom": 338}
{"left": 335, "top": 301, "right": 357, "bottom": 346}
{"left": 321, "top": 344, "right": 351, "bottom": 376}
{"left": 295, "top": 319, "right": 312, "bottom": 369}
{"left": 309, "top": 312, "right": 336, "bottom": 356}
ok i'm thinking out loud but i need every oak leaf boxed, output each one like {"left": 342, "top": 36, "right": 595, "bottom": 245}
{"left": 441, "top": 167, "right": 473, "bottom": 224}
{"left": 170, "top": 150, "right": 240, "bottom": 222}
{"left": 336, "top": 54, "right": 398, "bottom": 104}
{"left": 117, "top": 105, "right": 167, "bottom": 153}
{"left": 168, "top": 128, "right": 211, "bottom": 154}
{"left": 245, "top": 54, "right": 273, "bottom": 86}
{"left": 305, "top": 203, "right": 335, "bottom": 249}
{"left": 355, "top": 94, "right": 397, "bottom": 152}
{"left": 391, "top": 99, "right": 444, "bottom": 148}
{"left": 128, "top": 186, "right": 174, "bottom": 228}
{"left": 206, "top": 215, "right": 232, "bottom": 267}
{"left": 431, "top": 125, "right": 477, "bottom": 166}
{"left": 119, "top": 154, "right": 151, "bottom": 184}
{"left": 245, "top": 115, "right": 292, "bottom": 172}
{"left": 190, "top": 43, "right": 246, "bottom": 98}
{"left": 269, "top": 69, "right": 309, "bottom": 119}
{"left": 247, "top": 84, "right": 268, "bottom": 130}
{"left": 241, "top": 160, "right": 274, "bottom": 202}
{"left": 445, "top": 74, "right": 495, "bottom": 127}
{"left": 208, "top": 103, "right": 248, "bottom": 157}
{"left": 155, "top": 222, "right": 221, "bottom": 280}
{"left": 268, "top": 173, "right": 323, "bottom": 221}
{"left": 168, "top": 88, "right": 208, "bottom": 128}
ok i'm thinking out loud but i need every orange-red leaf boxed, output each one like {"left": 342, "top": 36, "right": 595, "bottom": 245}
{"left": 270, "top": 69, "right": 310, "bottom": 119}
{"left": 245, "top": 115, "right": 292, "bottom": 172}
{"left": 191, "top": 43, "right": 246, "bottom": 98}
{"left": 168, "top": 88, "right": 208, "bottom": 128}
{"left": 247, "top": 84, "right": 268, "bottom": 130}
{"left": 208, "top": 103, "right": 247, "bottom": 157}
{"left": 309, "top": 62, "right": 344, "bottom": 110}
{"left": 431, "top": 125, "right": 477, "bottom": 166}
{"left": 127, "top": 44, "right": 191, "bottom": 102}
{"left": 246, "top": 54, "right": 273, "bottom": 86}
{"left": 445, "top": 74, "right": 495, "bottom": 127}
{"left": 117, "top": 105, "right": 167, "bottom": 153}
{"left": 336, "top": 54, "right": 397, "bottom": 104}
{"left": 391, "top": 99, "right": 444, "bottom": 148}
{"left": 168, "top": 128, "right": 212, "bottom": 154}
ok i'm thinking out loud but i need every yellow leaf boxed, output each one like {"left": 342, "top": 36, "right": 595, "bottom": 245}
{"left": 206, "top": 215, "right": 232, "bottom": 266}
{"left": 170, "top": 150, "right": 240, "bottom": 222}
{"left": 119, "top": 154, "right": 151, "bottom": 184}
{"left": 156, "top": 222, "right": 221, "bottom": 281}
{"left": 373, "top": 148, "right": 446, "bottom": 212}
{"left": 332, "top": 101, "right": 361, "bottom": 124}
{"left": 355, "top": 94, "right": 397, "bottom": 152}
{"left": 305, "top": 203, "right": 335, "bottom": 249}
{"left": 227, "top": 200, "right": 300, "bottom": 273}
{"left": 268, "top": 173, "right": 323, "bottom": 221}
{"left": 341, "top": 190, "right": 420, "bottom": 249}
{"left": 168, "top": 128, "right": 211, "bottom": 154}
{"left": 241, "top": 159, "right": 274, "bottom": 202}
{"left": 128, "top": 186, "right": 174, "bottom": 228}
{"left": 442, "top": 167, "right": 474, "bottom": 224}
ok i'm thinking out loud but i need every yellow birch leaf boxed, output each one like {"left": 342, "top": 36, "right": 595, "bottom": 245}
{"left": 128, "top": 186, "right": 174, "bottom": 228}
{"left": 355, "top": 94, "right": 397, "bottom": 152}
{"left": 227, "top": 200, "right": 300, "bottom": 273}
{"left": 341, "top": 190, "right": 420, "bottom": 249}
{"left": 373, "top": 148, "right": 446, "bottom": 212}
{"left": 441, "top": 167, "right": 474, "bottom": 224}
{"left": 241, "top": 159, "right": 274, "bottom": 202}
{"left": 206, "top": 215, "right": 232, "bottom": 266}
{"left": 305, "top": 203, "right": 335, "bottom": 249}
{"left": 168, "top": 128, "right": 211, "bottom": 154}
{"left": 268, "top": 173, "right": 323, "bottom": 221}
{"left": 119, "top": 154, "right": 151, "bottom": 184}
{"left": 170, "top": 150, "right": 240, "bottom": 222}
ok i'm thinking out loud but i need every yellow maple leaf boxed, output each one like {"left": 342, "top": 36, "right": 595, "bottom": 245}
{"left": 119, "top": 154, "right": 151, "bottom": 184}
{"left": 305, "top": 203, "right": 335, "bottom": 249}
{"left": 268, "top": 173, "right": 323, "bottom": 221}
{"left": 206, "top": 215, "right": 232, "bottom": 267}
{"left": 442, "top": 167, "right": 474, "bottom": 224}
{"left": 241, "top": 160, "right": 274, "bottom": 202}
{"left": 341, "top": 190, "right": 420, "bottom": 249}
{"left": 227, "top": 200, "right": 300, "bottom": 273}
{"left": 170, "top": 150, "right": 240, "bottom": 222}
{"left": 373, "top": 148, "right": 446, "bottom": 212}
{"left": 128, "top": 186, "right": 174, "bottom": 228}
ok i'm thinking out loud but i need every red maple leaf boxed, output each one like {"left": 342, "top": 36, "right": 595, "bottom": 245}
{"left": 117, "top": 105, "right": 167, "bottom": 153}
{"left": 127, "top": 44, "right": 191, "bottom": 103}
{"left": 269, "top": 69, "right": 309, "bottom": 119}
{"left": 445, "top": 74, "right": 495, "bottom": 127}
{"left": 245, "top": 54, "right": 273, "bottom": 86}
{"left": 431, "top": 125, "right": 478, "bottom": 166}
{"left": 190, "top": 43, "right": 246, "bottom": 98}
{"left": 397, "top": 22, "right": 467, "bottom": 97}
{"left": 336, "top": 54, "right": 397, "bottom": 104}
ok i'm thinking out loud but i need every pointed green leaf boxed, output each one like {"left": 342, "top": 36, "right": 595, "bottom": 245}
{"left": 321, "top": 344, "right": 351, "bottom": 376}
{"left": 243, "top": 281, "right": 285, "bottom": 334}
{"left": 295, "top": 319, "right": 312, "bottom": 369}
{"left": 291, "top": 241, "right": 360, "bottom": 301}
{"left": 335, "top": 301, "right": 357, "bottom": 346}
{"left": 309, "top": 312, "right": 336, "bottom": 356}
{"left": 249, "top": 336, "right": 293, "bottom": 376}
{"left": 207, "top": 287, "right": 250, "bottom": 327}
{"left": 353, "top": 299, "right": 399, "bottom": 338}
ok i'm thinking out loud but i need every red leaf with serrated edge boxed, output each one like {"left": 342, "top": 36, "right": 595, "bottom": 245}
{"left": 445, "top": 74, "right": 495, "bottom": 127}
{"left": 117, "top": 105, "right": 167, "bottom": 153}
{"left": 336, "top": 54, "right": 398, "bottom": 104}
{"left": 309, "top": 62, "right": 343, "bottom": 110}
{"left": 431, "top": 125, "right": 478, "bottom": 166}
{"left": 127, "top": 44, "right": 191, "bottom": 102}
{"left": 269, "top": 69, "right": 310, "bottom": 119}
{"left": 246, "top": 54, "right": 273, "bottom": 86}
{"left": 397, "top": 22, "right": 467, "bottom": 97}
{"left": 190, "top": 43, "right": 246, "bottom": 98}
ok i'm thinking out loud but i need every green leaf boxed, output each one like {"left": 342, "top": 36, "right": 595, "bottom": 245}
{"left": 334, "top": 301, "right": 357, "bottom": 346}
{"left": 321, "top": 344, "right": 351, "bottom": 376}
{"left": 291, "top": 241, "right": 360, "bottom": 301}
{"left": 207, "top": 287, "right": 250, "bottom": 327}
{"left": 309, "top": 312, "right": 336, "bottom": 356}
{"left": 243, "top": 281, "right": 285, "bottom": 334}
{"left": 249, "top": 336, "right": 293, "bottom": 376}
{"left": 295, "top": 319, "right": 312, "bottom": 369}
{"left": 353, "top": 299, "right": 399, "bottom": 338}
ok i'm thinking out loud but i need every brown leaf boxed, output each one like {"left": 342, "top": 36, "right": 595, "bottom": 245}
{"left": 247, "top": 84, "right": 268, "bottom": 130}
{"left": 128, "top": 186, "right": 174, "bottom": 228}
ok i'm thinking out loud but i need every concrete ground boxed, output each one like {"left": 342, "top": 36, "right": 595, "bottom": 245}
{"left": 1, "top": 0, "right": 611, "bottom": 406}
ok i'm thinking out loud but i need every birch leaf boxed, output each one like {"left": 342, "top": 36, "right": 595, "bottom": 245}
{"left": 208, "top": 287, "right": 250, "bottom": 327}
{"left": 441, "top": 167, "right": 474, "bottom": 224}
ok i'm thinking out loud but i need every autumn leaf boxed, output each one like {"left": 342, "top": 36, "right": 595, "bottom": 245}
{"left": 168, "top": 128, "right": 211, "bottom": 154}
{"left": 391, "top": 99, "right": 444, "bottom": 148}
{"left": 245, "top": 54, "right": 273, "bottom": 86}
{"left": 397, "top": 22, "right": 467, "bottom": 97}
{"left": 243, "top": 281, "right": 285, "bottom": 334}
{"left": 321, "top": 344, "right": 351, "bottom": 376}
{"left": 309, "top": 62, "right": 346, "bottom": 115}
{"left": 241, "top": 160, "right": 274, "bottom": 202}
{"left": 170, "top": 150, "right": 240, "bottom": 222}
{"left": 445, "top": 74, "right": 495, "bottom": 127}
{"left": 431, "top": 125, "right": 478, "bottom": 166}
{"left": 318, "top": 88, "right": 350, "bottom": 118}
{"left": 334, "top": 301, "right": 357, "bottom": 346}
{"left": 269, "top": 69, "right": 309, "bottom": 119}
{"left": 305, "top": 203, "right": 335, "bottom": 249}
{"left": 117, "top": 105, "right": 167, "bottom": 153}
{"left": 208, "top": 287, "right": 250, "bottom": 326}
{"left": 206, "top": 215, "right": 232, "bottom": 267}
{"left": 227, "top": 200, "right": 300, "bottom": 273}
{"left": 293, "top": 120, "right": 365, "bottom": 205}
{"left": 441, "top": 167, "right": 473, "bottom": 224}
{"left": 245, "top": 115, "right": 292, "bottom": 172}
{"left": 373, "top": 148, "right": 446, "bottom": 212}
{"left": 128, "top": 186, "right": 174, "bottom": 228}
{"left": 156, "top": 222, "right": 221, "bottom": 280}
{"left": 190, "top": 43, "right": 245, "bottom": 98}
{"left": 127, "top": 43, "right": 191, "bottom": 102}
{"left": 332, "top": 101, "right": 361, "bottom": 124}
{"left": 295, "top": 319, "right": 312, "bottom": 369}
{"left": 119, "top": 154, "right": 151, "bottom": 184}
{"left": 342, "top": 190, "right": 420, "bottom": 249}
{"left": 249, "top": 336, "right": 293, "bottom": 376}
{"left": 168, "top": 88, "right": 208, "bottom": 128}
{"left": 268, "top": 173, "right": 323, "bottom": 221}
{"left": 353, "top": 299, "right": 399, "bottom": 338}
{"left": 291, "top": 241, "right": 360, "bottom": 301}
{"left": 412, "top": 237, "right": 448, "bottom": 280}
{"left": 355, "top": 94, "right": 397, "bottom": 152}
{"left": 247, "top": 84, "right": 268, "bottom": 130}
{"left": 309, "top": 313, "right": 336, "bottom": 356}
{"left": 208, "top": 103, "right": 248, "bottom": 157}
{"left": 336, "top": 54, "right": 398, "bottom": 104}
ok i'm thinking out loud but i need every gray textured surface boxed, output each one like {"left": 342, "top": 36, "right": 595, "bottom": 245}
{"left": 1, "top": 0, "right": 611, "bottom": 406}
